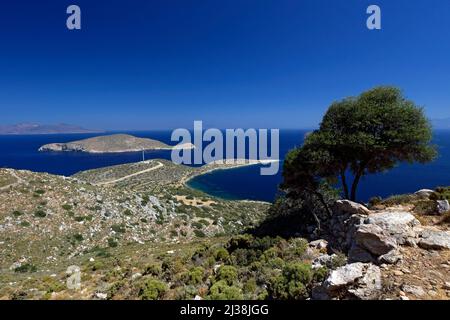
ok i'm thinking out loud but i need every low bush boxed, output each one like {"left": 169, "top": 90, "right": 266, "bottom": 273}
{"left": 139, "top": 278, "right": 167, "bottom": 300}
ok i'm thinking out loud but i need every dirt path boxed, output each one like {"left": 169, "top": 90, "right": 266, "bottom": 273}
{"left": 94, "top": 161, "right": 164, "bottom": 186}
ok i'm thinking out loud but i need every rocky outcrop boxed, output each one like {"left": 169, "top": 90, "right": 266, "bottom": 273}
{"left": 365, "top": 211, "right": 420, "bottom": 245}
{"left": 354, "top": 224, "right": 397, "bottom": 256}
{"left": 418, "top": 229, "right": 450, "bottom": 250}
{"left": 333, "top": 200, "right": 370, "bottom": 216}
{"left": 437, "top": 200, "right": 450, "bottom": 215}
{"left": 318, "top": 262, "right": 381, "bottom": 300}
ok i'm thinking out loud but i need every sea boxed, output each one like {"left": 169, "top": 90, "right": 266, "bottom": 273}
{"left": 1, "top": 130, "right": 449, "bottom": 203}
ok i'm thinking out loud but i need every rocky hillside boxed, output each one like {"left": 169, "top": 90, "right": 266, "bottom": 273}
{"left": 0, "top": 160, "right": 270, "bottom": 299}
{"left": 38, "top": 134, "right": 192, "bottom": 153}
{"left": 311, "top": 191, "right": 450, "bottom": 300}
{"left": 1, "top": 161, "right": 449, "bottom": 300}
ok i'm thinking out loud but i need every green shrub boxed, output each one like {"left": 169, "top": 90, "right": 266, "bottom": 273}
{"left": 193, "top": 230, "right": 206, "bottom": 238}
{"left": 214, "top": 248, "right": 230, "bottom": 262}
{"left": 368, "top": 196, "right": 382, "bottom": 207}
{"left": 207, "top": 280, "right": 243, "bottom": 300}
{"left": 381, "top": 194, "right": 415, "bottom": 206}
{"left": 124, "top": 209, "right": 132, "bottom": 216}
{"left": 198, "top": 219, "right": 210, "bottom": 226}
{"left": 20, "top": 221, "right": 30, "bottom": 227}
{"left": 14, "top": 263, "right": 37, "bottom": 273}
{"left": 185, "top": 267, "right": 204, "bottom": 285}
{"left": 243, "top": 278, "right": 257, "bottom": 294}
{"left": 191, "top": 221, "right": 203, "bottom": 229}
{"left": 62, "top": 204, "right": 72, "bottom": 211}
{"left": 267, "top": 263, "right": 312, "bottom": 300}
{"left": 216, "top": 266, "right": 238, "bottom": 285}
{"left": 330, "top": 253, "right": 348, "bottom": 269}
{"left": 34, "top": 189, "right": 45, "bottom": 195}
{"left": 413, "top": 200, "right": 437, "bottom": 215}
{"left": 432, "top": 187, "right": 450, "bottom": 200}
{"left": 139, "top": 278, "right": 167, "bottom": 300}
{"left": 143, "top": 264, "right": 162, "bottom": 277}
{"left": 12, "top": 210, "right": 24, "bottom": 217}
{"left": 108, "top": 238, "right": 118, "bottom": 248}
{"left": 111, "top": 224, "right": 126, "bottom": 233}
{"left": 73, "top": 233, "right": 84, "bottom": 242}
{"left": 34, "top": 210, "right": 46, "bottom": 218}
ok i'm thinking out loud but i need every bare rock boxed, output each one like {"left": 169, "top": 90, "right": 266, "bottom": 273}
{"left": 348, "top": 244, "right": 375, "bottom": 263}
{"left": 418, "top": 229, "right": 450, "bottom": 250}
{"left": 366, "top": 211, "right": 420, "bottom": 244}
{"left": 333, "top": 200, "right": 370, "bottom": 216}
{"left": 66, "top": 265, "right": 81, "bottom": 290}
{"left": 402, "top": 284, "right": 425, "bottom": 297}
{"left": 323, "top": 262, "right": 381, "bottom": 300}
{"left": 309, "top": 239, "right": 328, "bottom": 250}
{"left": 354, "top": 224, "right": 397, "bottom": 256}
{"left": 437, "top": 200, "right": 450, "bottom": 215}
{"left": 378, "top": 249, "right": 402, "bottom": 265}
{"left": 414, "top": 189, "right": 434, "bottom": 198}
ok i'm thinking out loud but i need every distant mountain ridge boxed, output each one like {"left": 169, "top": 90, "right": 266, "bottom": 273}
{"left": 0, "top": 123, "right": 103, "bottom": 135}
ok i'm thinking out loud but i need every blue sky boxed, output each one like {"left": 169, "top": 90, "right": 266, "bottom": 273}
{"left": 0, "top": 0, "right": 449, "bottom": 130}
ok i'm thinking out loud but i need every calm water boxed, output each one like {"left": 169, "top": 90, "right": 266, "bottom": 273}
{"left": 1, "top": 130, "right": 450, "bottom": 202}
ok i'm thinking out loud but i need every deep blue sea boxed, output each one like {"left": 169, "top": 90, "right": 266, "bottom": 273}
{"left": 1, "top": 130, "right": 450, "bottom": 202}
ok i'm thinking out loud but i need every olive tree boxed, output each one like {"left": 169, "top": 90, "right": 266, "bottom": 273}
{"left": 283, "top": 86, "right": 437, "bottom": 202}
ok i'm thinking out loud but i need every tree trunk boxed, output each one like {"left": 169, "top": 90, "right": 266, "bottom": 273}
{"left": 340, "top": 170, "right": 349, "bottom": 199}
{"left": 350, "top": 166, "right": 364, "bottom": 201}
{"left": 314, "top": 191, "right": 332, "bottom": 218}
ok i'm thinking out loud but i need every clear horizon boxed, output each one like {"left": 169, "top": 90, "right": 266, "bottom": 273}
{"left": 1, "top": 1, "right": 450, "bottom": 130}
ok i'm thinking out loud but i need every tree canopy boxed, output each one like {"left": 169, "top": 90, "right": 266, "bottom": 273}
{"left": 283, "top": 86, "right": 437, "bottom": 202}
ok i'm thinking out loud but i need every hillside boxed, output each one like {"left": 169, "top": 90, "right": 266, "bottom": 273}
{"left": 1, "top": 161, "right": 450, "bottom": 300}
{"left": 38, "top": 134, "right": 193, "bottom": 153}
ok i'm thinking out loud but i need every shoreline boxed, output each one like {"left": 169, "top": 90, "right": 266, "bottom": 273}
{"left": 183, "top": 159, "right": 280, "bottom": 204}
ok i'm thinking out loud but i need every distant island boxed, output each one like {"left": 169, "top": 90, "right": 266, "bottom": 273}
{"left": 0, "top": 123, "right": 103, "bottom": 135}
{"left": 38, "top": 133, "right": 194, "bottom": 153}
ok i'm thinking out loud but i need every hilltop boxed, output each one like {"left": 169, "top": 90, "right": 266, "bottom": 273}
{"left": 38, "top": 134, "right": 193, "bottom": 153}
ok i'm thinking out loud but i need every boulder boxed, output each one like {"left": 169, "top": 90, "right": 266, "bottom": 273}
{"left": 366, "top": 211, "right": 420, "bottom": 244}
{"left": 348, "top": 264, "right": 382, "bottom": 299}
{"left": 436, "top": 200, "right": 450, "bottom": 215}
{"left": 401, "top": 284, "right": 425, "bottom": 297}
{"left": 309, "top": 239, "right": 328, "bottom": 250}
{"left": 66, "top": 265, "right": 81, "bottom": 290}
{"left": 323, "top": 262, "right": 366, "bottom": 290}
{"left": 323, "top": 263, "right": 381, "bottom": 300}
{"left": 378, "top": 249, "right": 402, "bottom": 265}
{"left": 348, "top": 244, "right": 374, "bottom": 263}
{"left": 333, "top": 200, "right": 370, "bottom": 216}
{"left": 418, "top": 229, "right": 450, "bottom": 250}
{"left": 414, "top": 189, "right": 434, "bottom": 198}
{"left": 354, "top": 224, "right": 397, "bottom": 256}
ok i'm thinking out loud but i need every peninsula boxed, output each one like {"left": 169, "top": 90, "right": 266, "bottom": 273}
{"left": 38, "top": 134, "right": 194, "bottom": 153}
